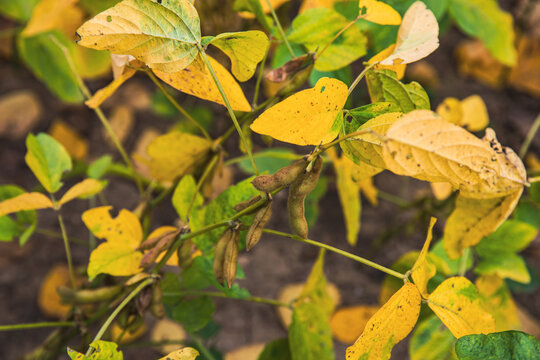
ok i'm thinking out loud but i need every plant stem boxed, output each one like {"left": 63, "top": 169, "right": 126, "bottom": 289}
{"left": 309, "top": 129, "right": 371, "bottom": 159}
{"left": 253, "top": 37, "right": 271, "bottom": 107}
{"left": 186, "top": 154, "right": 219, "bottom": 215}
{"left": 145, "top": 69, "right": 212, "bottom": 141}
{"left": 85, "top": 278, "right": 154, "bottom": 357}
{"left": 264, "top": 0, "right": 295, "bottom": 57}
{"left": 263, "top": 229, "right": 406, "bottom": 279}
{"left": 225, "top": 151, "right": 303, "bottom": 167}
{"left": 377, "top": 190, "right": 409, "bottom": 208}
{"left": 348, "top": 62, "right": 376, "bottom": 96}
{"left": 163, "top": 290, "right": 291, "bottom": 308}
{"left": 197, "top": 45, "right": 259, "bottom": 176}
{"left": 317, "top": 15, "right": 362, "bottom": 59}
{"left": 33, "top": 228, "right": 87, "bottom": 247}
{"left": 0, "top": 322, "right": 75, "bottom": 331}
{"left": 459, "top": 248, "right": 470, "bottom": 277}
{"left": 519, "top": 112, "right": 540, "bottom": 159}
{"left": 56, "top": 211, "right": 77, "bottom": 290}
{"left": 189, "top": 332, "right": 217, "bottom": 360}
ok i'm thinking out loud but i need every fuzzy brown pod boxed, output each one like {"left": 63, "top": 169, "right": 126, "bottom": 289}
{"left": 213, "top": 229, "right": 233, "bottom": 284}
{"left": 246, "top": 200, "right": 273, "bottom": 251}
{"left": 251, "top": 158, "right": 307, "bottom": 192}
{"left": 266, "top": 53, "right": 315, "bottom": 83}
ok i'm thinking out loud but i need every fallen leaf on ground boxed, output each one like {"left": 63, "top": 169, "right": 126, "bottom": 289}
{"left": 0, "top": 90, "right": 41, "bottom": 139}
{"left": 49, "top": 120, "right": 88, "bottom": 160}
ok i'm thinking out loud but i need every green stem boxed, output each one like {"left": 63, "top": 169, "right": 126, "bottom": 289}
{"left": 85, "top": 278, "right": 154, "bottom": 357}
{"left": 309, "top": 129, "right": 371, "bottom": 159}
{"left": 264, "top": 229, "right": 406, "bottom": 279}
{"left": 264, "top": 0, "right": 295, "bottom": 57}
{"left": 163, "top": 290, "right": 291, "bottom": 308}
{"left": 519, "top": 112, "right": 540, "bottom": 159}
{"left": 0, "top": 322, "right": 75, "bottom": 331}
{"left": 189, "top": 332, "right": 217, "bottom": 360}
{"left": 186, "top": 154, "right": 219, "bottom": 215}
{"left": 145, "top": 69, "right": 212, "bottom": 141}
{"left": 253, "top": 37, "right": 271, "bottom": 107}
{"left": 317, "top": 15, "right": 362, "bottom": 59}
{"left": 56, "top": 210, "right": 77, "bottom": 290}
{"left": 377, "top": 190, "right": 409, "bottom": 208}
{"left": 197, "top": 45, "right": 259, "bottom": 176}
{"left": 348, "top": 62, "right": 376, "bottom": 96}
{"left": 224, "top": 151, "right": 302, "bottom": 167}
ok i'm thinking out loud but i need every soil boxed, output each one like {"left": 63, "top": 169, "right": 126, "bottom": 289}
{"left": 1, "top": 2, "right": 539, "bottom": 360}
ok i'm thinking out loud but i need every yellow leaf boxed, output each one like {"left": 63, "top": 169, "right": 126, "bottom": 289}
{"left": 224, "top": 344, "right": 265, "bottom": 360}
{"left": 299, "top": 0, "right": 342, "bottom": 13}
{"left": 346, "top": 282, "right": 421, "bottom": 360}
{"left": 382, "top": 110, "right": 526, "bottom": 199}
{"left": 152, "top": 226, "right": 181, "bottom": 266}
{"left": 359, "top": 0, "right": 402, "bottom": 25}
{"left": 428, "top": 276, "right": 495, "bottom": 338}
{"left": 105, "top": 105, "right": 134, "bottom": 146}
{"left": 359, "top": 177, "right": 378, "bottom": 206}
{"left": 379, "top": 1, "right": 439, "bottom": 66}
{"left": 110, "top": 322, "right": 146, "bottom": 344}
{"left": 475, "top": 275, "right": 521, "bottom": 332}
{"left": 443, "top": 189, "right": 522, "bottom": 259}
{"left": 430, "top": 182, "right": 453, "bottom": 200}
{"left": 73, "top": 47, "right": 112, "bottom": 80}
{"left": 85, "top": 67, "right": 136, "bottom": 109}
{"left": 158, "top": 347, "right": 200, "bottom": 360}
{"left": 436, "top": 95, "right": 489, "bottom": 132}
{"left": 76, "top": 0, "right": 201, "bottom": 73}
{"left": 49, "top": 120, "right": 89, "bottom": 160}
{"left": 251, "top": 77, "right": 348, "bottom": 145}
{"left": 22, "top": 0, "right": 83, "bottom": 38}
{"left": 411, "top": 217, "right": 437, "bottom": 297}
{"left": 151, "top": 319, "right": 187, "bottom": 355}
{"left": 59, "top": 179, "right": 104, "bottom": 205}
{"left": 38, "top": 264, "right": 73, "bottom": 318}
{"left": 153, "top": 55, "right": 251, "bottom": 112}
{"left": 140, "top": 131, "right": 212, "bottom": 182}
{"left": 82, "top": 206, "right": 143, "bottom": 279}
{"left": 330, "top": 305, "right": 379, "bottom": 344}
{"left": 369, "top": 44, "right": 406, "bottom": 80}
{"left": 208, "top": 31, "right": 269, "bottom": 82}
{"left": 0, "top": 192, "right": 53, "bottom": 217}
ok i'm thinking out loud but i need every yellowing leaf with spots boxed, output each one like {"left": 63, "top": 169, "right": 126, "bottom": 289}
{"left": 369, "top": 44, "right": 406, "bottom": 80}
{"left": 346, "top": 282, "right": 421, "bottom": 360}
{"left": 382, "top": 110, "right": 527, "bottom": 199}
{"left": 22, "top": 0, "right": 83, "bottom": 38}
{"left": 0, "top": 192, "right": 53, "bottom": 217}
{"left": 206, "top": 31, "right": 269, "bottom": 82}
{"left": 59, "top": 179, "right": 104, "bottom": 205}
{"left": 379, "top": 2, "right": 439, "bottom": 66}
{"left": 428, "top": 276, "right": 495, "bottom": 338}
{"left": 76, "top": 0, "right": 201, "bottom": 73}
{"left": 153, "top": 55, "right": 251, "bottom": 112}
{"left": 82, "top": 206, "right": 143, "bottom": 280}
{"left": 251, "top": 78, "right": 348, "bottom": 145}
{"left": 411, "top": 217, "right": 437, "bottom": 297}
{"left": 331, "top": 305, "right": 379, "bottom": 344}
{"left": 436, "top": 95, "right": 489, "bottom": 132}
{"left": 476, "top": 275, "right": 521, "bottom": 332}
{"left": 158, "top": 347, "right": 199, "bottom": 360}
{"left": 359, "top": 0, "right": 401, "bottom": 25}
{"left": 443, "top": 189, "right": 522, "bottom": 259}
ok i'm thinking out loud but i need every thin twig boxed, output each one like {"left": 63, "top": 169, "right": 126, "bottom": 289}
{"left": 264, "top": 0, "right": 295, "bottom": 57}
{"left": 519, "top": 112, "right": 540, "bottom": 159}
{"left": 348, "top": 62, "right": 377, "bottom": 96}
{"left": 0, "top": 322, "right": 75, "bottom": 331}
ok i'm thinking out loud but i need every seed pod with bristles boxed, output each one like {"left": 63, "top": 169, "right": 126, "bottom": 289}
{"left": 213, "top": 229, "right": 232, "bottom": 284}
{"left": 233, "top": 195, "right": 262, "bottom": 212}
{"left": 287, "top": 156, "right": 323, "bottom": 238}
{"left": 224, "top": 229, "right": 240, "bottom": 288}
{"left": 251, "top": 158, "right": 307, "bottom": 192}
{"left": 246, "top": 200, "right": 273, "bottom": 251}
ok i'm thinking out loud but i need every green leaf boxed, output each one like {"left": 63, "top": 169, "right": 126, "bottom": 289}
{"left": 409, "top": 316, "right": 457, "bottom": 360}
{"left": 430, "top": 240, "right": 472, "bottom": 276}
{"left": 289, "top": 250, "right": 334, "bottom": 360}
{"left": 448, "top": 0, "right": 516, "bottom": 66}
{"left": 67, "top": 340, "right": 123, "bottom": 360}
{"left": 475, "top": 252, "right": 530, "bottom": 284}
{"left": 236, "top": 148, "right": 299, "bottom": 175}
{"left": 87, "top": 155, "right": 112, "bottom": 179}
{"left": 205, "top": 31, "right": 269, "bottom": 82}
{"left": 79, "top": 0, "right": 122, "bottom": 16}
{"left": 385, "top": 0, "right": 449, "bottom": 20}
{"left": 17, "top": 31, "right": 84, "bottom": 103}
{"left": 271, "top": 43, "right": 305, "bottom": 69}
{"left": 476, "top": 220, "right": 538, "bottom": 255}
{"left": 172, "top": 296, "right": 215, "bottom": 332}
{"left": 258, "top": 338, "right": 292, "bottom": 360}
{"left": 309, "top": 65, "right": 352, "bottom": 87}
{"left": 25, "top": 133, "right": 72, "bottom": 193}
{"left": 345, "top": 102, "right": 402, "bottom": 134}
{"left": 76, "top": 0, "right": 201, "bottom": 73}
{"left": 366, "top": 69, "right": 430, "bottom": 112}
{"left": 455, "top": 331, "right": 540, "bottom": 360}
{"left": 514, "top": 201, "right": 540, "bottom": 228}
{"left": 0, "top": 185, "right": 37, "bottom": 245}
{"left": 0, "top": 0, "right": 39, "bottom": 21}
{"left": 172, "top": 175, "right": 202, "bottom": 223}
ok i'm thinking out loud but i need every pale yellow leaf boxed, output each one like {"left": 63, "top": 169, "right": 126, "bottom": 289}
{"left": 38, "top": 264, "right": 73, "bottom": 318}
{"left": 49, "top": 120, "right": 89, "bottom": 160}
{"left": 82, "top": 206, "right": 143, "bottom": 279}
{"left": 153, "top": 55, "right": 251, "bottom": 112}
{"left": 105, "top": 105, "right": 134, "bottom": 146}
{"left": 359, "top": 177, "right": 378, "bottom": 206}
{"left": 224, "top": 344, "right": 265, "bottom": 360}
{"left": 369, "top": 44, "right": 406, "bottom": 80}
{"left": 111, "top": 54, "right": 135, "bottom": 79}
{"left": 0, "top": 192, "right": 53, "bottom": 217}
{"left": 428, "top": 276, "right": 495, "bottom": 338}
{"left": 85, "top": 67, "right": 136, "bottom": 109}
{"left": 158, "top": 347, "right": 200, "bottom": 360}
{"left": 443, "top": 189, "right": 522, "bottom": 259}
{"left": 151, "top": 319, "right": 187, "bottom": 355}
{"left": 59, "top": 179, "right": 104, "bottom": 205}
{"left": 430, "top": 182, "right": 453, "bottom": 200}
{"left": 76, "top": 0, "right": 201, "bottom": 73}
{"left": 476, "top": 274, "right": 521, "bottom": 332}
{"left": 436, "top": 97, "right": 462, "bottom": 126}
{"left": 0, "top": 90, "right": 41, "bottom": 140}
{"left": 379, "top": 1, "right": 439, "bottom": 66}
{"left": 436, "top": 95, "right": 489, "bottom": 132}
{"left": 23, "top": 0, "right": 83, "bottom": 38}
{"left": 132, "top": 128, "right": 160, "bottom": 178}
{"left": 359, "top": 0, "right": 402, "bottom": 25}
{"left": 251, "top": 77, "right": 348, "bottom": 145}
{"left": 152, "top": 226, "right": 181, "bottom": 266}
{"left": 411, "top": 217, "right": 437, "bottom": 297}
{"left": 346, "top": 282, "right": 421, "bottom": 360}
{"left": 330, "top": 305, "right": 379, "bottom": 344}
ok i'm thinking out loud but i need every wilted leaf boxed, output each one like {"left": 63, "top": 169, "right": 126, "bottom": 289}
{"left": 153, "top": 55, "right": 251, "bottom": 112}
{"left": 455, "top": 331, "right": 540, "bottom": 360}
{"left": 346, "top": 282, "right": 421, "bottom": 360}
{"left": 82, "top": 206, "right": 143, "bottom": 279}
{"left": 449, "top": 0, "right": 516, "bottom": 66}
{"left": 436, "top": 95, "right": 489, "bottom": 132}
{"left": 428, "top": 276, "right": 495, "bottom": 338}
{"left": 251, "top": 77, "right": 348, "bottom": 145}
{"left": 49, "top": 120, "right": 89, "bottom": 160}
{"left": 369, "top": 45, "right": 406, "bottom": 80}
{"left": 475, "top": 275, "right": 521, "bottom": 332}
{"left": 0, "top": 90, "right": 41, "bottom": 139}
{"left": 330, "top": 305, "right": 379, "bottom": 343}
{"left": 0, "top": 192, "right": 52, "bottom": 218}
{"left": 379, "top": 1, "right": 439, "bottom": 66}
{"left": 76, "top": 0, "right": 201, "bottom": 73}
{"left": 409, "top": 316, "right": 457, "bottom": 360}
{"left": 25, "top": 132, "right": 72, "bottom": 193}
{"left": 67, "top": 340, "right": 123, "bottom": 360}
{"left": 359, "top": 0, "right": 401, "bottom": 25}
{"left": 151, "top": 318, "right": 187, "bottom": 355}
{"left": 158, "top": 347, "right": 199, "bottom": 360}
{"left": 22, "top": 0, "right": 83, "bottom": 38}
{"left": 205, "top": 31, "right": 269, "bottom": 82}
{"left": 59, "top": 179, "right": 104, "bottom": 205}
{"left": 411, "top": 217, "right": 437, "bottom": 297}
{"left": 224, "top": 344, "right": 265, "bottom": 360}
{"left": 85, "top": 67, "right": 136, "bottom": 109}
